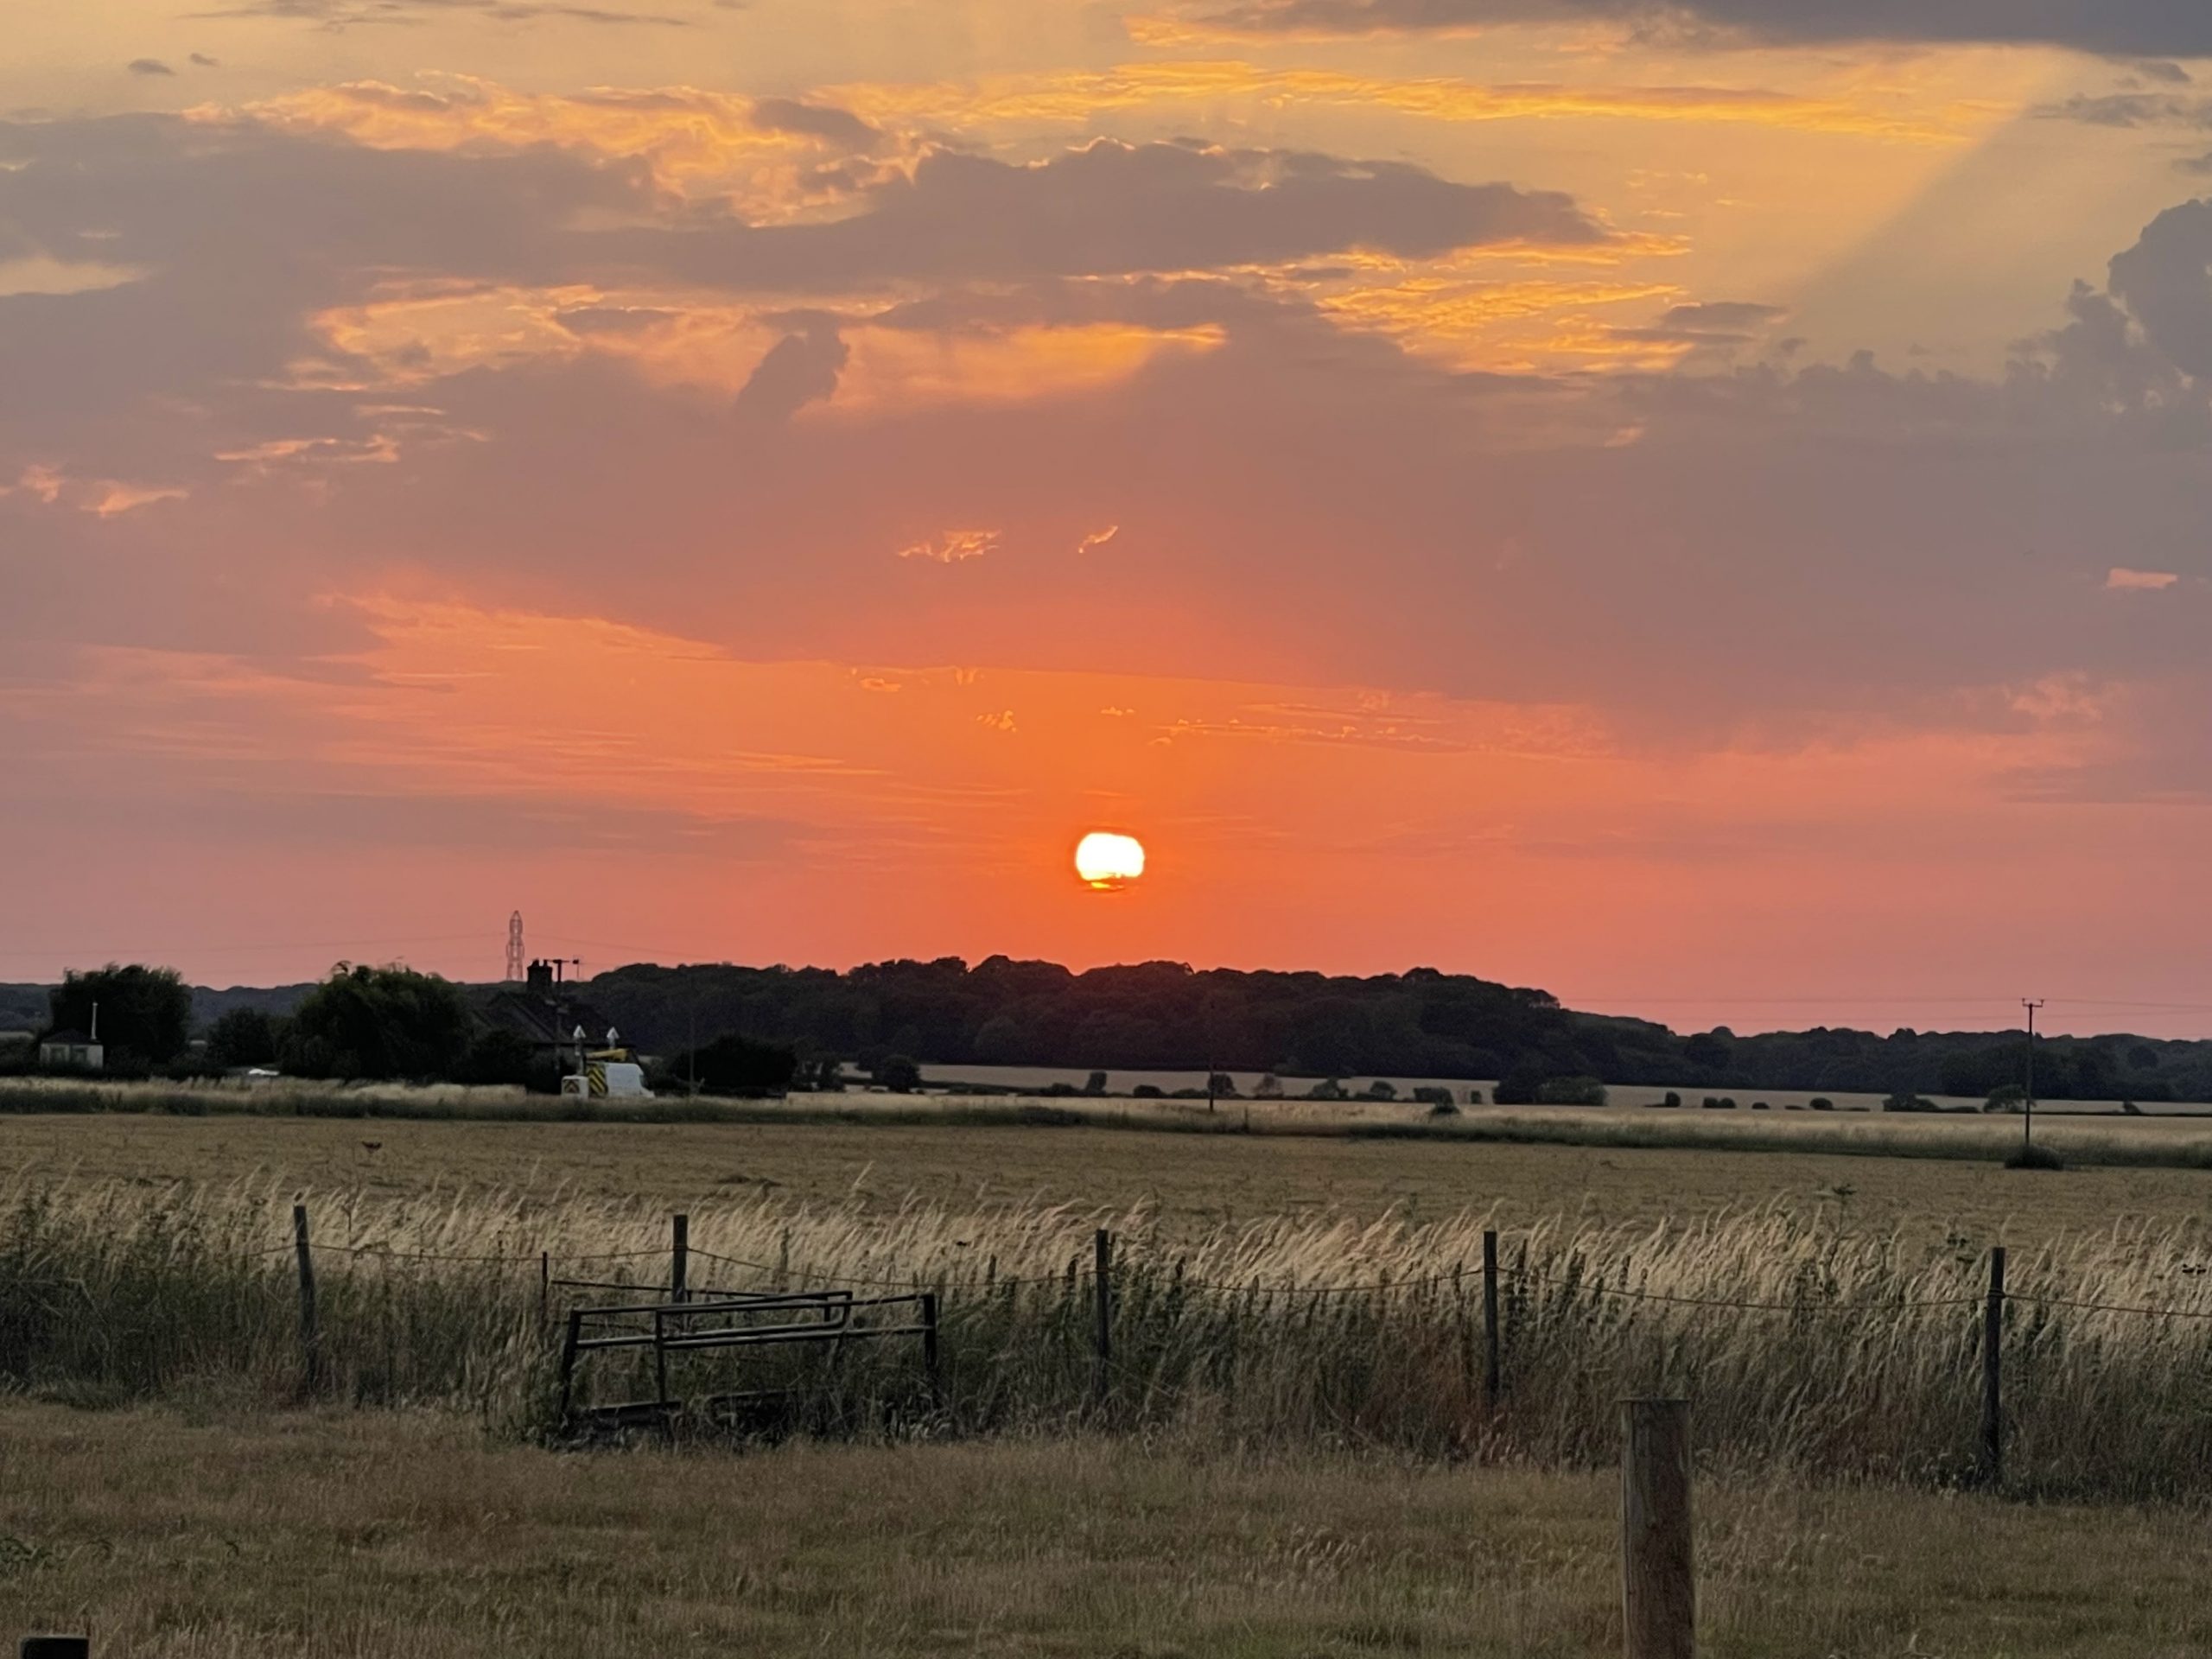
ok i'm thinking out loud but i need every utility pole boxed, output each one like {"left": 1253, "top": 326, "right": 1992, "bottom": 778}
{"left": 2022, "top": 998, "right": 2044, "bottom": 1154}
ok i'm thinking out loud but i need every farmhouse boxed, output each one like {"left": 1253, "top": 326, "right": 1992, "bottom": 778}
{"left": 472, "top": 959, "right": 620, "bottom": 1064}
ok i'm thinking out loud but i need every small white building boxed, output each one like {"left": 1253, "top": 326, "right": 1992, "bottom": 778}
{"left": 39, "top": 1029, "right": 104, "bottom": 1071}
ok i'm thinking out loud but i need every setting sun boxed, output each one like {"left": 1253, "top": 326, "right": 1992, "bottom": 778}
{"left": 1075, "top": 831, "right": 1146, "bottom": 891}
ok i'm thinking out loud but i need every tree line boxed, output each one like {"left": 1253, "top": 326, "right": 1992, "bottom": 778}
{"left": 583, "top": 957, "right": 2209, "bottom": 1103}
{"left": 17, "top": 963, "right": 796, "bottom": 1094}
{"left": 13, "top": 957, "right": 2209, "bottom": 1104}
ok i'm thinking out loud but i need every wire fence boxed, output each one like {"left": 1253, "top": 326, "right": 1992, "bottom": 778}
{"left": 272, "top": 1220, "right": 2212, "bottom": 1323}
{"left": 29, "top": 1203, "right": 2212, "bottom": 1496}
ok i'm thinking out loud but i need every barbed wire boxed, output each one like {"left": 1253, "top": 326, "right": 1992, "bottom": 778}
{"left": 685, "top": 1245, "right": 1068, "bottom": 1290}
{"left": 256, "top": 1226, "right": 2212, "bottom": 1324}
{"left": 1503, "top": 1266, "right": 1983, "bottom": 1313}
{"left": 2007, "top": 1291, "right": 2212, "bottom": 1321}
{"left": 316, "top": 1242, "right": 536, "bottom": 1264}
{"left": 1169, "top": 1270, "right": 1462, "bottom": 1297}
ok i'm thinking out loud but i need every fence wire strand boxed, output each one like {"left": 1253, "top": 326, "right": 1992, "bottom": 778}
{"left": 274, "top": 1219, "right": 2212, "bottom": 1324}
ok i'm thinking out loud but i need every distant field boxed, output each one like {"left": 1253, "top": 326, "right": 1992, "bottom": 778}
{"left": 12, "top": 1104, "right": 2212, "bottom": 1243}
{"left": 930, "top": 1062, "right": 2212, "bottom": 1114}
{"left": 3, "top": 1403, "right": 2209, "bottom": 1658}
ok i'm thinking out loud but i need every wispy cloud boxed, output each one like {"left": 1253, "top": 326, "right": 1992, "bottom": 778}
{"left": 899, "top": 529, "right": 1000, "bottom": 564}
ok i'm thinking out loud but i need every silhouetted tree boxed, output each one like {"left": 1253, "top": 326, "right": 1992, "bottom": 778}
{"left": 47, "top": 964, "right": 191, "bottom": 1066}
{"left": 280, "top": 963, "right": 473, "bottom": 1082}
{"left": 671, "top": 1033, "right": 798, "bottom": 1096}
{"left": 205, "top": 1007, "right": 281, "bottom": 1068}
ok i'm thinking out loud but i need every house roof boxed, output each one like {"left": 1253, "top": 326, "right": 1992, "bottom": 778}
{"left": 474, "top": 988, "right": 620, "bottom": 1048}
{"left": 41, "top": 1030, "right": 97, "bottom": 1046}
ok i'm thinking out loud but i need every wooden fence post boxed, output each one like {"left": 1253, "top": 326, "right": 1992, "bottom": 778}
{"left": 671, "top": 1213, "right": 689, "bottom": 1303}
{"left": 1982, "top": 1245, "right": 2006, "bottom": 1487}
{"left": 921, "top": 1290, "right": 941, "bottom": 1401}
{"left": 1093, "top": 1227, "right": 1113, "bottom": 1399}
{"left": 1622, "top": 1398, "right": 1694, "bottom": 1659}
{"left": 291, "top": 1203, "right": 321, "bottom": 1395}
{"left": 1482, "top": 1229, "right": 1502, "bottom": 1408}
{"left": 22, "top": 1637, "right": 91, "bottom": 1658}
{"left": 538, "top": 1249, "right": 550, "bottom": 1330}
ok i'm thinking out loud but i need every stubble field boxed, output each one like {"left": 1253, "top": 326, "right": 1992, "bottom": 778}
{"left": 10, "top": 1104, "right": 2212, "bottom": 1243}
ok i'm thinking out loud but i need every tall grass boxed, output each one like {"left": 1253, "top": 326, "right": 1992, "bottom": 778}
{"left": 6, "top": 1176, "right": 2212, "bottom": 1500}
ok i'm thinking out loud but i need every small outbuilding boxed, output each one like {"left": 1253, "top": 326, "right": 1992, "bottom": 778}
{"left": 39, "top": 1029, "right": 104, "bottom": 1071}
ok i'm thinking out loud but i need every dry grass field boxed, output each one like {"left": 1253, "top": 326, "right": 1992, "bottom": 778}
{"left": 3, "top": 1402, "right": 2209, "bottom": 1658}
{"left": 14, "top": 1106, "right": 2212, "bottom": 1652}
{"left": 11, "top": 1106, "right": 2212, "bottom": 1244}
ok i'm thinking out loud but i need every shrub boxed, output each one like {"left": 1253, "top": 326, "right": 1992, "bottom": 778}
{"left": 1535, "top": 1076, "right": 1607, "bottom": 1107}
{"left": 1808, "top": 1097, "right": 1834, "bottom": 1111}
{"left": 454, "top": 1028, "right": 537, "bottom": 1089}
{"left": 1084, "top": 1071, "right": 1109, "bottom": 1096}
{"left": 1133, "top": 1084, "right": 1164, "bottom": 1098}
{"left": 1427, "top": 1100, "right": 1460, "bottom": 1117}
{"left": 1662, "top": 1091, "right": 1681, "bottom": 1109}
{"left": 1410, "top": 1086, "right": 1455, "bottom": 1108}
{"left": 205, "top": 1007, "right": 283, "bottom": 1069}
{"left": 1491, "top": 1069, "right": 1542, "bottom": 1106}
{"left": 2005, "top": 1141, "right": 2067, "bottom": 1171}
{"left": 1751, "top": 1100, "right": 1770, "bottom": 1110}
{"left": 666, "top": 1034, "right": 799, "bottom": 1096}
{"left": 1363, "top": 1079, "right": 1397, "bottom": 1102}
{"left": 874, "top": 1054, "right": 922, "bottom": 1094}
{"left": 1465, "top": 1088, "right": 1484, "bottom": 1105}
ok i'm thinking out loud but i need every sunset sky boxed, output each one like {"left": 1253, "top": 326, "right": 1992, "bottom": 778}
{"left": 8, "top": 0, "right": 2212, "bottom": 1035}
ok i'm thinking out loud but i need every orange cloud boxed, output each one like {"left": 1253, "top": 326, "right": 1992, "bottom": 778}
{"left": 836, "top": 59, "right": 1974, "bottom": 143}
{"left": 305, "top": 280, "right": 1229, "bottom": 409}
{"left": 1314, "top": 273, "right": 1682, "bottom": 366}
{"left": 2107, "top": 567, "right": 2181, "bottom": 591}
{"left": 213, "top": 77, "right": 881, "bottom": 213}
{"left": 836, "top": 322, "right": 1225, "bottom": 416}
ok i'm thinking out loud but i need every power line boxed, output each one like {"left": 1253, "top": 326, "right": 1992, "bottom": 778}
{"left": 0, "top": 932, "right": 486, "bottom": 963}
